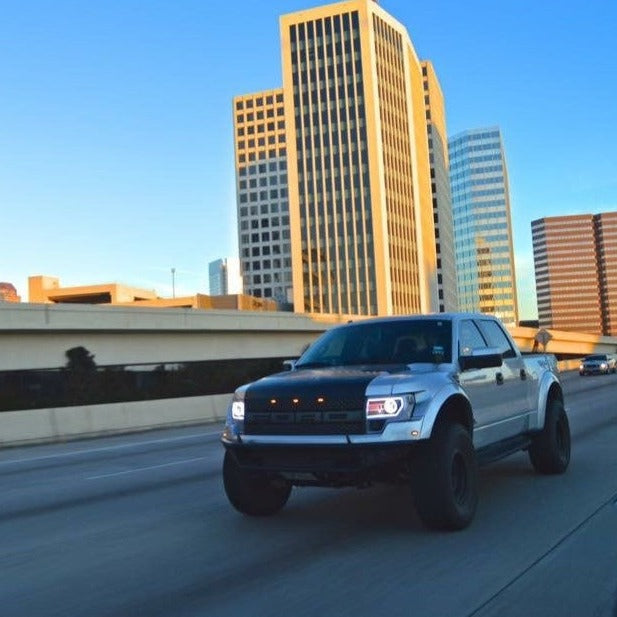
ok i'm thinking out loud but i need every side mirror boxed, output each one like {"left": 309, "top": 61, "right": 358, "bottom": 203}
{"left": 282, "top": 359, "right": 297, "bottom": 371}
{"left": 459, "top": 347, "right": 503, "bottom": 371}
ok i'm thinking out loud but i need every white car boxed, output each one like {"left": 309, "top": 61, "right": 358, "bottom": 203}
{"left": 579, "top": 354, "right": 617, "bottom": 375}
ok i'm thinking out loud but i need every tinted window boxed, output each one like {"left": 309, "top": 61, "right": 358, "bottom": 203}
{"left": 459, "top": 320, "right": 487, "bottom": 356}
{"left": 477, "top": 319, "right": 516, "bottom": 358}
{"left": 296, "top": 319, "right": 452, "bottom": 367}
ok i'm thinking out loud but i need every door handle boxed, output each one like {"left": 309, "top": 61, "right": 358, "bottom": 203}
{"left": 520, "top": 369, "right": 527, "bottom": 381}
{"left": 496, "top": 372, "right": 504, "bottom": 385}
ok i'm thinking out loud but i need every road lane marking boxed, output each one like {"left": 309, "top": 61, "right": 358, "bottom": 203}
{"left": 0, "top": 430, "right": 222, "bottom": 467}
{"left": 86, "top": 456, "right": 207, "bottom": 479}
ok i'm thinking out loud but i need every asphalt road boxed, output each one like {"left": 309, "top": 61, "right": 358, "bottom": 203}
{"left": 1, "top": 371, "right": 617, "bottom": 617}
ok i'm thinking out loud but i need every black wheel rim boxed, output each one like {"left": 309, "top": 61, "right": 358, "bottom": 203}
{"left": 451, "top": 452, "right": 468, "bottom": 505}
{"left": 556, "top": 416, "right": 569, "bottom": 463}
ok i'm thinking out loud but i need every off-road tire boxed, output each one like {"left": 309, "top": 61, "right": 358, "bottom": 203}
{"left": 411, "top": 423, "right": 478, "bottom": 531}
{"left": 223, "top": 451, "right": 292, "bottom": 516}
{"left": 528, "top": 398, "right": 570, "bottom": 474}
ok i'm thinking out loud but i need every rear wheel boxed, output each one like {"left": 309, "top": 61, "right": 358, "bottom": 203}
{"left": 411, "top": 423, "right": 478, "bottom": 531}
{"left": 223, "top": 450, "right": 291, "bottom": 516}
{"left": 528, "top": 398, "right": 570, "bottom": 474}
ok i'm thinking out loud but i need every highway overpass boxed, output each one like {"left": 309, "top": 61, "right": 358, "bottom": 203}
{"left": 1, "top": 303, "right": 616, "bottom": 446}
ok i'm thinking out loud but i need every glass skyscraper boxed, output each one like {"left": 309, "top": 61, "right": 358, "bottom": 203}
{"left": 448, "top": 127, "right": 518, "bottom": 325}
{"left": 208, "top": 257, "right": 243, "bottom": 296}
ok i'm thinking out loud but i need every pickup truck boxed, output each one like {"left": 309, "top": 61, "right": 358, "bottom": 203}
{"left": 221, "top": 313, "right": 570, "bottom": 530}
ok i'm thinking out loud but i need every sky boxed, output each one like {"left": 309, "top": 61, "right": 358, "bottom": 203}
{"left": 1, "top": 0, "right": 616, "bottom": 320}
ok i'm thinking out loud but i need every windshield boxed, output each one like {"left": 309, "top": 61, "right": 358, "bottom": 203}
{"left": 585, "top": 355, "right": 608, "bottom": 361}
{"left": 296, "top": 319, "right": 452, "bottom": 368}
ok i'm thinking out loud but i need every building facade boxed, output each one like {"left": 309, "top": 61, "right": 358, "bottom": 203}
{"left": 28, "top": 275, "right": 276, "bottom": 311}
{"left": 232, "top": 89, "right": 293, "bottom": 308}
{"left": 279, "top": 0, "right": 439, "bottom": 317}
{"left": 422, "top": 61, "right": 457, "bottom": 312}
{"left": 449, "top": 127, "right": 518, "bottom": 326}
{"left": 208, "top": 257, "right": 242, "bottom": 296}
{"left": 232, "top": 0, "right": 456, "bottom": 318}
{"left": 0, "top": 282, "right": 21, "bottom": 303}
{"left": 532, "top": 212, "right": 617, "bottom": 335}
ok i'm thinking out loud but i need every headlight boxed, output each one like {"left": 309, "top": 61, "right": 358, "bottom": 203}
{"left": 230, "top": 391, "right": 245, "bottom": 421}
{"left": 366, "top": 396, "right": 407, "bottom": 418}
{"left": 601, "top": 362, "right": 608, "bottom": 369}
{"left": 579, "top": 364, "right": 584, "bottom": 370}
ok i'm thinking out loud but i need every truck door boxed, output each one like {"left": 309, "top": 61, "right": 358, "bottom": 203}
{"left": 457, "top": 319, "right": 499, "bottom": 448}
{"left": 475, "top": 318, "right": 531, "bottom": 438}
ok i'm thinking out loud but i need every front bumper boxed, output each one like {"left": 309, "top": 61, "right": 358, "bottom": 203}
{"left": 223, "top": 440, "right": 414, "bottom": 487}
{"left": 580, "top": 366, "right": 609, "bottom": 374}
{"left": 221, "top": 418, "right": 425, "bottom": 486}
{"left": 222, "top": 417, "right": 425, "bottom": 446}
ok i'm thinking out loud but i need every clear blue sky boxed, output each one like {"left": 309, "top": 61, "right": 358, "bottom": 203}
{"left": 2, "top": 0, "right": 616, "bottom": 319}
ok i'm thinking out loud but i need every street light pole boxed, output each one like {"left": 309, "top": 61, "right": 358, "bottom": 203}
{"left": 171, "top": 268, "right": 176, "bottom": 298}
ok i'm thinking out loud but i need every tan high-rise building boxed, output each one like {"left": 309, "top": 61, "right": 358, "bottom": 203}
{"left": 421, "top": 61, "right": 457, "bottom": 312}
{"left": 280, "top": 0, "right": 438, "bottom": 316}
{"left": 532, "top": 212, "right": 617, "bottom": 335}
{"left": 233, "top": 89, "right": 293, "bottom": 307}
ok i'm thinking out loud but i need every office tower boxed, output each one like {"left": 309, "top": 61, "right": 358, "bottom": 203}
{"left": 233, "top": 89, "right": 293, "bottom": 308}
{"left": 280, "top": 0, "right": 438, "bottom": 316}
{"left": 532, "top": 212, "right": 617, "bottom": 335}
{"left": 596, "top": 212, "right": 617, "bottom": 335}
{"left": 208, "top": 257, "right": 243, "bottom": 296}
{"left": 421, "top": 60, "right": 457, "bottom": 312}
{"left": 449, "top": 127, "right": 518, "bottom": 325}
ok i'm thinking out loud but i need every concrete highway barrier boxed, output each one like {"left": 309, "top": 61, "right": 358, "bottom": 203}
{"left": 1, "top": 302, "right": 614, "bottom": 447}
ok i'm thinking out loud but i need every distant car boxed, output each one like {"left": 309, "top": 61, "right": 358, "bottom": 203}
{"left": 579, "top": 354, "right": 617, "bottom": 376}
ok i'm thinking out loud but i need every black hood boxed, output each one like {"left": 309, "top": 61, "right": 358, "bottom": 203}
{"left": 246, "top": 367, "right": 381, "bottom": 410}
{"left": 243, "top": 367, "right": 384, "bottom": 435}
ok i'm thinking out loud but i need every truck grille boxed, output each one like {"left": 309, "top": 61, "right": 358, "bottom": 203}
{"left": 244, "top": 395, "right": 366, "bottom": 435}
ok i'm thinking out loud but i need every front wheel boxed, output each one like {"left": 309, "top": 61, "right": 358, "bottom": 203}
{"left": 528, "top": 398, "right": 570, "bottom": 474}
{"left": 410, "top": 423, "right": 478, "bottom": 531}
{"left": 223, "top": 450, "right": 291, "bottom": 516}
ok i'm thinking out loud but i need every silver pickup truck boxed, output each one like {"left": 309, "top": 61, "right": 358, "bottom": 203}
{"left": 221, "top": 313, "right": 570, "bottom": 530}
